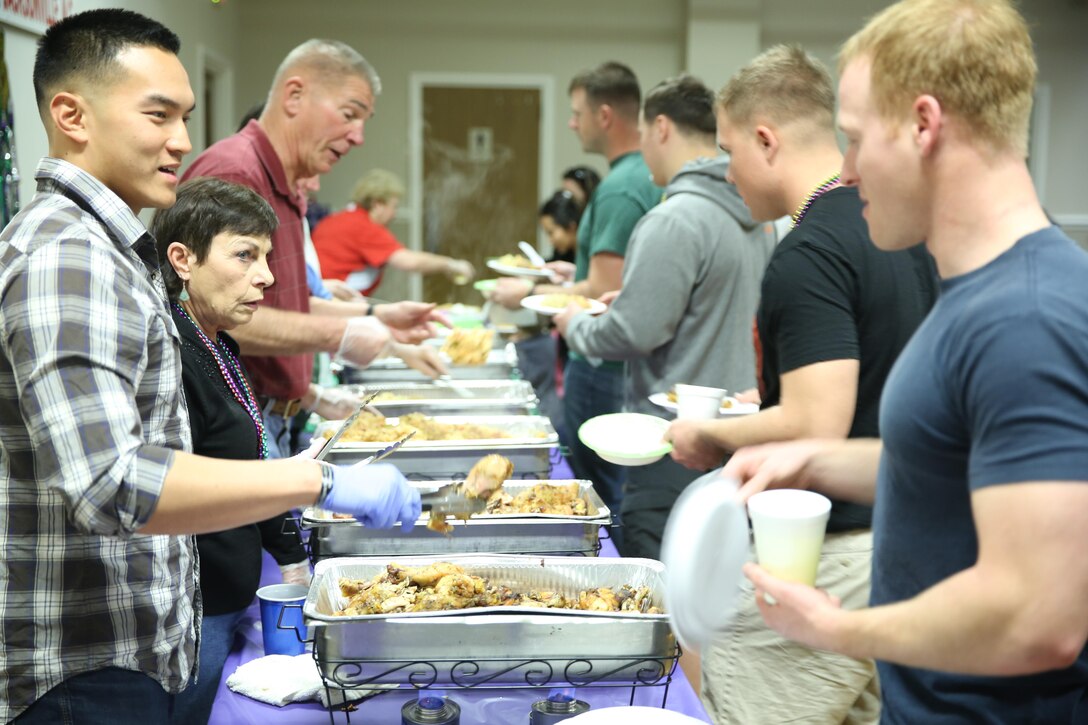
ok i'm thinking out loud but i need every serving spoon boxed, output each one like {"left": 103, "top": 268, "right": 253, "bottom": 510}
{"left": 518, "top": 240, "right": 547, "bottom": 269}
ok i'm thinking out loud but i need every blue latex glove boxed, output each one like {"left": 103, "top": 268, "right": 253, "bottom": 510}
{"left": 322, "top": 462, "right": 421, "bottom": 531}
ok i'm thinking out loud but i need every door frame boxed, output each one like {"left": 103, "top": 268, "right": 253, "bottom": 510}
{"left": 408, "top": 72, "right": 555, "bottom": 301}
{"left": 194, "top": 44, "right": 235, "bottom": 152}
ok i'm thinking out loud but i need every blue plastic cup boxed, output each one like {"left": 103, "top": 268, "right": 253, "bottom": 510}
{"left": 257, "top": 583, "right": 308, "bottom": 656}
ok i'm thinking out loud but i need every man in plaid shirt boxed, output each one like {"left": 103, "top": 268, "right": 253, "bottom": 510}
{"left": 0, "top": 10, "right": 421, "bottom": 723}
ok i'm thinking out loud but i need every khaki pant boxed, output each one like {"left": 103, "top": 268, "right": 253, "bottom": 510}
{"left": 700, "top": 529, "right": 881, "bottom": 725}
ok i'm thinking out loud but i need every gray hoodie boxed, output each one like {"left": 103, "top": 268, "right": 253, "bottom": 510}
{"left": 566, "top": 155, "right": 775, "bottom": 423}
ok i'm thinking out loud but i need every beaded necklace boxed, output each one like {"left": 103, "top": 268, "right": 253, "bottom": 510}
{"left": 173, "top": 301, "right": 269, "bottom": 460}
{"left": 791, "top": 173, "right": 842, "bottom": 228}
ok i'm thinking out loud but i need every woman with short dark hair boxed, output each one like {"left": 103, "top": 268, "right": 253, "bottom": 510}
{"left": 153, "top": 177, "right": 309, "bottom": 724}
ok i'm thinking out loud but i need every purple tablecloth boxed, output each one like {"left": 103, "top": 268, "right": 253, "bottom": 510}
{"left": 209, "top": 454, "right": 710, "bottom": 724}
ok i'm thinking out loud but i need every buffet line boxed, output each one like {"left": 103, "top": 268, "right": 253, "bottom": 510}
{"left": 285, "top": 329, "right": 681, "bottom": 722}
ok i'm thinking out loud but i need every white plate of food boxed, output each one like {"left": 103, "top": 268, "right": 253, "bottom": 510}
{"left": 486, "top": 255, "right": 553, "bottom": 278}
{"left": 648, "top": 391, "right": 759, "bottom": 417}
{"left": 521, "top": 293, "right": 607, "bottom": 316}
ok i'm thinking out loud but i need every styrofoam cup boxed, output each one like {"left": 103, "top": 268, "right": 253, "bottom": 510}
{"left": 675, "top": 384, "right": 727, "bottom": 420}
{"left": 747, "top": 490, "right": 831, "bottom": 586}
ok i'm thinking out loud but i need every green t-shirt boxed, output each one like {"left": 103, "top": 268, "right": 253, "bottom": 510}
{"left": 574, "top": 152, "right": 661, "bottom": 282}
{"left": 571, "top": 152, "right": 660, "bottom": 367}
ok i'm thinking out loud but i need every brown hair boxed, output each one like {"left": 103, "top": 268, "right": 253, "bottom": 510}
{"left": 152, "top": 178, "right": 278, "bottom": 301}
{"left": 839, "top": 0, "right": 1036, "bottom": 156}
{"left": 569, "top": 61, "right": 641, "bottom": 123}
{"left": 716, "top": 45, "right": 835, "bottom": 131}
{"left": 644, "top": 74, "right": 717, "bottom": 139}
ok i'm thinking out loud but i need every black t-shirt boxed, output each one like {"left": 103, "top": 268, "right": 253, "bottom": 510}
{"left": 174, "top": 307, "right": 307, "bottom": 615}
{"left": 757, "top": 186, "right": 938, "bottom": 531}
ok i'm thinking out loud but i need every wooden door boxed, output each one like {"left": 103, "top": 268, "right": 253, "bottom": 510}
{"left": 422, "top": 86, "right": 541, "bottom": 304}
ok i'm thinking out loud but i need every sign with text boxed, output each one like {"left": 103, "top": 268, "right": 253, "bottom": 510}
{"left": 1, "top": 0, "right": 73, "bottom": 35}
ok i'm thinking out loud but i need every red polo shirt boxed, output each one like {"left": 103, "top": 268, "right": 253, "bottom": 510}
{"left": 182, "top": 121, "right": 312, "bottom": 400}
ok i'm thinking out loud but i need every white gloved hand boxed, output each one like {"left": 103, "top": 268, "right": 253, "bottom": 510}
{"left": 386, "top": 341, "right": 448, "bottom": 379}
{"left": 307, "top": 384, "right": 364, "bottom": 421}
{"left": 279, "top": 560, "right": 312, "bottom": 587}
{"left": 336, "top": 316, "right": 391, "bottom": 368}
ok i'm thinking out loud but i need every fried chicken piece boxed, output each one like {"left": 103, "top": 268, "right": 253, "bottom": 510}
{"left": 435, "top": 573, "right": 485, "bottom": 602}
{"left": 462, "top": 454, "right": 513, "bottom": 499}
{"left": 402, "top": 562, "right": 466, "bottom": 588}
{"left": 337, "top": 572, "right": 417, "bottom": 616}
{"left": 426, "top": 510, "right": 454, "bottom": 535}
{"left": 578, "top": 587, "right": 621, "bottom": 612}
{"left": 414, "top": 573, "right": 486, "bottom": 611}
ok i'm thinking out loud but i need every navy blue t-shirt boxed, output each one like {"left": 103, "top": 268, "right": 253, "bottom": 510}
{"left": 875, "top": 226, "right": 1088, "bottom": 723}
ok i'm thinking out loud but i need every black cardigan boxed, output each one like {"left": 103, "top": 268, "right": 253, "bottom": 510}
{"left": 174, "top": 307, "right": 307, "bottom": 615}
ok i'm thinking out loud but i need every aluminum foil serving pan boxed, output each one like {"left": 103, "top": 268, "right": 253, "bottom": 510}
{"left": 343, "top": 380, "right": 538, "bottom": 417}
{"left": 316, "top": 415, "right": 558, "bottom": 478}
{"left": 338, "top": 344, "right": 518, "bottom": 384}
{"left": 300, "top": 480, "right": 610, "bottom": 559}
{"left": 304, "top": 555, "right": 675, "bottom": 687}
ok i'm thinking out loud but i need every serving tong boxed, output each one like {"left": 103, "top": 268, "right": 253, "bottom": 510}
{"left": 432, "top": 374, "right": 473, "bottom": 398}
{"left": 314, "top": 391, "right": 382, "bottom": 462}
{"left": 419, "top": 481, "right": 489, "bottom": 518}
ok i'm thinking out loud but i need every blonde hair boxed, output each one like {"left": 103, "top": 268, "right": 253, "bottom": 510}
{"left": 716, "top": 45, "right": 835, "bottom": 131}
{"left": 351, "top": 169, "right": 405, "bottom": 209}
{"left": 839, "top": 0, "right": 1036, "bottom": 156}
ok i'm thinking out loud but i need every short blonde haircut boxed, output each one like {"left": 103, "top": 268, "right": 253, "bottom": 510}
{"left": 351, "top": 169, "right": 405, "bottom": 210}
{"left": 716, "top": 45, "right": 836, "bottom": 131}
{"left": 839, "top": 0, "right": 1035, "bottom": 156}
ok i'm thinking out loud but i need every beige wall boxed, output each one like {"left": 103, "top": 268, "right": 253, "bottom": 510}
{"left": 760, "top": 0, "right": 1088, "bottom": 224}
{"left": 235, "top": 0, "right": 686, "bottom": 218}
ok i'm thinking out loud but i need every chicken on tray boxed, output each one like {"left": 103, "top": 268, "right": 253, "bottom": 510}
{"left": 440, "top": 328, "right": 494, "bottom": 366}
{"left": 485, "top": 482, "right": 590, "bottom": 516}
{"left": 333, "top": 412, "right": 510, "bottom": 443}
{"left": 335, "top": 561, "right": 662, "bottom": 616}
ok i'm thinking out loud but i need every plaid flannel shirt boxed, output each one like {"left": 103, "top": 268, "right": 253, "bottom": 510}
{"left": 0, "top": 158, "right": 198, "bottom": 720}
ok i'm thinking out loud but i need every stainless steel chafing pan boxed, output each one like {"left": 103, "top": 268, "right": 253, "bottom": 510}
{"left": 301, "top": 480, "right": 610, "bottom": 559}
{"left": 341, "top": 380, "right": 537, "bottom": 416}
{"left": 337, "top": 344, "right": 519, "bottom": 384}
{"left": 315, "top": 415, "right": 558, "bottom": 478}
{"left": 303, "top": 555, "right": 675, "bottom": 687}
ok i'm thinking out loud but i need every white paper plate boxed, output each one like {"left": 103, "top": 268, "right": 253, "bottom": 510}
{"left": 660, "top": 470, "right": 749, "bottom": 655}
{"left": 648, "top": 392, "right": 759, "bottom": 417}
{"left": 485, "top": 259, "right": 553, "bottom": 278}
{"left": 578, "top": 413, "right": 672, "bottom": 466}
{"left": 521, "top": 294, "right": 607, "bottom": 316}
